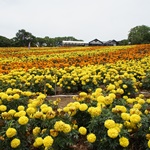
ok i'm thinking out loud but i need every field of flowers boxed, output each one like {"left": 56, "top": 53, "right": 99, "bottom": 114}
{"left": 0, "top": 44, "right": 150, "bottom": 150}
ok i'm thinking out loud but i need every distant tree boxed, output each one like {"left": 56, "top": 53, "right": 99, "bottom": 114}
{"left": 118, "top": 39, "right": 129, "bottom": 45}
{"left": 0, "top": 29, "right": 83, "bottom": 47}
{"left": 0, "top": 36, "right": 12, "bottom": 47}
{"left": 36, "top": 37, "right": 46, "bottom": 47}
{"left": 128, "top": 25, "right": 150, "bottom": 44}
{"left": 15, "top": 29, "right": 36, "bottom": 47}
{"left": 44, "top": 36, "right": 55, "bottom": 47}
{"left": 54, "top": 36, "right": 81, "bottom": 46}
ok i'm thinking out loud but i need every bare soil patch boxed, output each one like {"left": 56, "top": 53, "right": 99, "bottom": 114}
{"left": 47, "top": 90, "right": 150, "bottom": 108}
{"left": 47, "top": 95, "right": 77, "bottom": 108}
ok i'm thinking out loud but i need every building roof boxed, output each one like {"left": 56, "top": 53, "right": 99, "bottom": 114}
{"left": 89, "top": 39, "right": 103, "bottom": 44}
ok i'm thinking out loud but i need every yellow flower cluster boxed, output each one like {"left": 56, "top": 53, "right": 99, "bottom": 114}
{"left": 104, "top": 119, "right": 122, "bottom": 139}
{"left": 54, "top": 120, "right": 71, "bottom": 133}
{"left": 33, "top": 135, "right": 54, "bottom": 148}
{"left": 88, "top": 106, "right": 102, "bottom": 117}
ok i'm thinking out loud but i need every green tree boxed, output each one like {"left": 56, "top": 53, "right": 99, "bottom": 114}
{"left": 118, "top": 39, "right": 129, "bottom": 45}
{"left": 128, "top": 25, "right": 150, "bottom": 44}
{"left": 0, "top": 36, "right": 12, "bottom": 47}
{"left": 15, "top": 29, "right": 36, "bottom": 47}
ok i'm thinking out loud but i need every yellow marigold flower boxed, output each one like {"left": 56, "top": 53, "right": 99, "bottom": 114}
{"left": 112, "top": 105, "right": 127, "bottom": 113}
{"left": 119, "top": 137, "right": 129, "bottom": 147}
{"left": 43, "top": 136, "right": 53, "bottom": 147}
{"left": 88, "top": 106, "right": 101, "bottom": 117}
{"left": 146, "top": 134, "right": 150, "bottom": 140}
{"left": 13, "top": 94, "right": 20, "bottom": 100}
{"left": 33, "top": 127, "right": 41, "bottom": 136}
{"left": 107, "top": 84, "right": 115, "bottom": 91}
{"left": 130, "top": 108, "right": 142, "bottom": 115}
{"left": 145, "top": 110, "right": 149, "bottom": 115}
{"left": 79, "top": 103, "right": 88, "bottom": 111}
{"left": 95, "top": 88, "right": 102, "bottom": 93}
{"left": 54, "top": 121, "right": 65, "bottom": 132}
{"left": 18, "top": 116, "right": 29, "bottom": 125}
{"left": 118, "top": 80, "right": 123, "bottom": 84}
{"left": 26, "top": 107, "right": 36, "bottom": 115}
{"left": 23, "top": 91, "right": 32, "bottom": 97}
{"left": 11, "top": 138, "right": 20, "bottom": 148}
{"left": 139, "top": 94, "right": 144, "bottom": 98}
{"left": 87, "top": 133, "right": 96, "bottom": 143}
{"left": 40, "top": 104, "right": 48, "bottom": 109}
{"left": 6, "top": 128, "right": 17, "bottom": 138}
{"left": 63, "top": 124, "right": 71, "bottom": 133}
{"left": 46, "top": 110, "right": 56, "bottom": 119}
{"left": 130, "top": 114, "right": 141, "bottom": 123}
{"left": 109, "top": 93, "right": 116, "bottom": 99}
{"left": 17, "top": 105, "right": 25, "bottom": 111}
{"left": 50, "top": 129, "right": 58, "bottom": 137}
{"left": 41, "top": 107, "right": 51, "bottom": 113}
{"left": 34, "top": 137, "right": 43, "bottom": 147}
{"left": 0, "top": 136, "right": 4, "bottom": 141}
{"left": 63, "top": 106, "right": 69, "bottom": 112}
{"left": 122, "top": 84, "right": 128, "bottom": 89}
{"left": 146, "top": 99, "right": 150, "bottom": 104}
{"left": 123, "top": 95, "right": 128, "bottom": 99}
{"left": 1, "top": 93, "right": 8, "bottom": 100}
{"left": 78, "top": 127, "right": 87, "bottom": 135}
{"left": 34, "top": 111, "right": 43, "bottom": 119}
{"left": 126, "top": 98, "right": 135, "bottom": 104}
{"left": 133, "top": 104, "right": 142, "bottom": 109}
{"left": 37, "top": 94, "right": 46, "bottom": 100}
{"left": 6, "top": 88, "right": 13, "bottom": 94}
{"left": 8, "top": 109, "right": 16, "bottom": 116}
{"left": 138, "top": 98, "right": 145, "bottom": 104}
{"left": 148, "top": 140, "right": 150, "bottom": 148}
{"left": 97, "top": 95, "right": 105, "bottom": 103}
{"left": 121, "top": 113, "right": 130, "bottom": 121}
{"left": 104, "top": 119, "right": 116, "bottom": 129}
{"left": 116, "top": 88, "right": 124, "bottom": 94}
{"left": 0, "top": 105, "right": 7, "bottom": 111}
{"left": 124, "top": 121, "right": 131, "bottom": 128}
{"left": 79, "top": 92, "right": 87, "bottom": 97}
{"left": 104, "top": 95, "right": 114, "bottom": 105}
{"left": 73, "top": 102, "right": 80, "bottom": 109}
{"left": 41, "top": 128, "right": 47, "bottom": 134}
{"left": 107, "top": 128, "right": 119, "bottom": 138}
{"left": 1, "top": 112, "right": 9, "bottom": 119}
{"left": 14, "top": 110, "right": 26, "bottom": 117}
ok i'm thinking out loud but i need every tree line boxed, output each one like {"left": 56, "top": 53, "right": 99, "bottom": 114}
{"left": 0, "top": 29, "right": 81, "bottom": 47}
{"left": 0, "top": 25, "right": 150, "bottom": 47}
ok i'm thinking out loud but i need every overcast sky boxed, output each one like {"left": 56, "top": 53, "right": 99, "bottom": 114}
{"left": 0, "top": 0, "right": 150, "bottom": 42}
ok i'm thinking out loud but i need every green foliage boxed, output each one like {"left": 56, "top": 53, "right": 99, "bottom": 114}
{"left": 128, "top": 25, "right": 150, "bottom": 44}
{"left": 142, "top": 71, "right": 150, "bottom": 90}
{"left": 15, "top": 29, "right": 36, "bottom": 47}
{"left": 118, "top": 39, "right": 129, "bottom": 45}
{"left": 0, "top": 29, "right": 82, "bottom": 47}
{"left": 0, "top": 36, "right": 12, "bottom": 47}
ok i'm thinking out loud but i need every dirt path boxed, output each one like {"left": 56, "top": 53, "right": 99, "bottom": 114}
{"left": 47, "top": 90, "right": 150, "bottom": 108}
{"left": 47, "top": 95, "right": 77, "bottom": 108}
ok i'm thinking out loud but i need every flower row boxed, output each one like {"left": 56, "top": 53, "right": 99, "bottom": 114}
{"left": 0, "top": 87, "right": 150, "bottom": 149}
{"left": 0, "top": 44, "right": 150, "bottom": 74}
{"left": 0, "top": 55, "right": 150, "bottom": 95}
